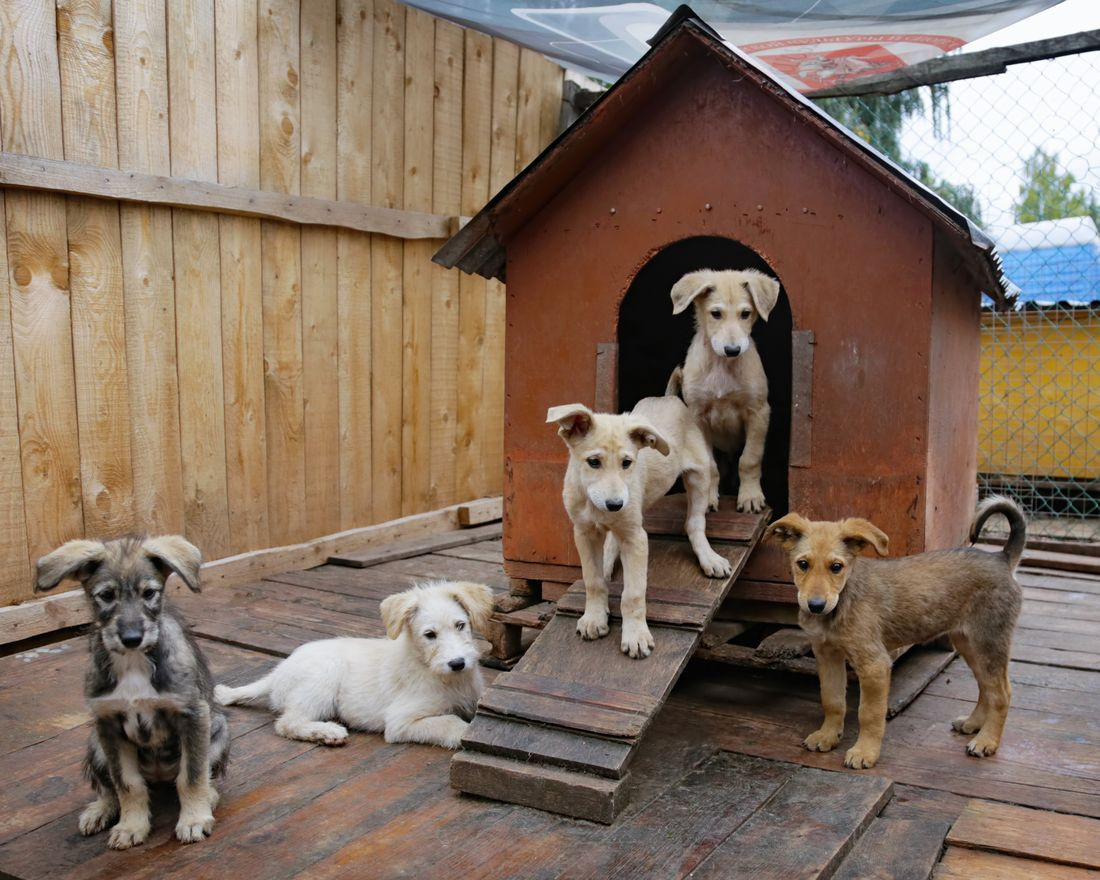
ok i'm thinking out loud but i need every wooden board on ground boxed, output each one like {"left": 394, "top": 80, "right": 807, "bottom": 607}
{"left": 453, "top": 513, "right": 769, "bottom": 822}
{"left": 327, "top": 522, "right": 502, "bottom": 567}
{"left": 946, "top": 799, "right": 1100, "bottom": 870}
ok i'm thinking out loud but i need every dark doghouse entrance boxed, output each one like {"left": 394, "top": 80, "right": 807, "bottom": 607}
{"left": 617, "top": 236, "right": 792, "bottom": 516}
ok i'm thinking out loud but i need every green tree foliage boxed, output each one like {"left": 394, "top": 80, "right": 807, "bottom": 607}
{"left": 814, "top": 88, "right": 983, "bottom": 224}
{"left": 1013, "top": 148, "right": 1100, "bottom": 225}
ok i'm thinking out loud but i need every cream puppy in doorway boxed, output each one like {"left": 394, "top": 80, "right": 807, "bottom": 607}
{"left": 666, "top": 268, "right": 780, "bottom": 514}
{"left": 548, "top": 397, "right": 732, "bottom": 659}
{"left": 214, "top": 581, "right": 493, "bottom": 749}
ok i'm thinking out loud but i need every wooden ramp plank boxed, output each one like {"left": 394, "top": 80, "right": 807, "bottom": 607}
{"left": 688, "top": 766, "right": 893, "bottom": 879}
{"left": 451, "top": 751, "right": 629, "bottom": 825}
{"left": 833, "top": 816, "right": 952, "bottom": 880}
{"left": 946, "top": 799, "right": 1100, "bottom": 870}
{"left": 454, "top": 512, "right": 769, "bottom": 820}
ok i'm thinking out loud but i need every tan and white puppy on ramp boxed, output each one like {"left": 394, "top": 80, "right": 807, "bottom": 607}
{"left": 667, "top": 268, "right": 779, "bottom": 514}
{"left": 548, "top": 397, "right": 732, "bottom": 659}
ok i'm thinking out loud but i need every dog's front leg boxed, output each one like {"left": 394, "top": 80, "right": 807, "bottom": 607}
{"left": 683, "top": 467, "right": 732, "bottom": 578}
{"left": 736, "top": 402, "right": 769, "bottom": 513}
{"left": 803, "top": 642, "right": 846, "bottom": 753}
{"left": 619, "top": 531, "right": 654, "bottom": 659}
{"left": 575, "top": 525, "right": 610, "bottom": 640}
{"left": 385, "top": 712, "right": 469, "bottom": 749}
{"left": 845, "top": 652, "right": 891, "bottom": 769}
{"left": 175, "top": 703, "right": 217, "bottom": 843}
{"left": 105, "top": 736, "right": 151, "bottom": 849}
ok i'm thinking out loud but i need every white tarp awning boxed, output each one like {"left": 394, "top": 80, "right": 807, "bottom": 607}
{"left": 406, "top": 0, "right": 1066, "bottom": 89}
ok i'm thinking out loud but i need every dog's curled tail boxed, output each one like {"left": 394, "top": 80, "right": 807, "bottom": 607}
{"left": 970, "top": 495, "right": 1027, "bottom": 570}
{"left": 666, "top": 365, "right": 684, "bottom": 398}
{"left": 214, "top": 674, "right": 273, "bottom": 708}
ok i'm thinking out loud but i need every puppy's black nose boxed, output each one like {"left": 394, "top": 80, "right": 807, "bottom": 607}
{"left": 448, "top": 658, "right": 466, "bottom": 671}
{"left": 605, "top": 499, "right": 624, "bottom": 512}
{"left": 723, "top": 344, "right": 742, "bottom": 358}
{"left": 807, "top": 598, "right": 827, "bottom": 615}
{"left": 120, "top": 630, "right": 144, "bottom": 648}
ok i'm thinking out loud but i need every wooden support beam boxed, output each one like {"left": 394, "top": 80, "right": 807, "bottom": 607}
{"left": 0, "top": 496, "right": 502, "bottom": 645}
{"left": 809, "top": 30, "right": 1100, "bottom": 98}
{"left": 0, "top": 151, "right": 467, "bottom": 238}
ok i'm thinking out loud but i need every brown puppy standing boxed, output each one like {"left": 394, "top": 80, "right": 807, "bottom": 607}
{"left": 765, "top": 497, "right": 1025, "bottom": 769}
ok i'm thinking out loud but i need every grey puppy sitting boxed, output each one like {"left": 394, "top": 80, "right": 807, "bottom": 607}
{"left": 36, "top": 535, "right": 229, "bottom": 850}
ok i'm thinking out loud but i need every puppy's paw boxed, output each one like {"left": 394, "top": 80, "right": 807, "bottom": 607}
{"left": 576, "top": 610, "right": 610, "bottom": 641}
{"left": 965, "top": 733, "right": 1000, "bottom": 757}
{"left": 175, "top": 809, "right": 215, "bottom": 844}
{"left": 736, "top": 488, "right": 766, "bottom": 514}
{"left": 78, "top": 799, "right": 118, "bottom": 836}
{"left": 440, "top": 718, "right": 470, "bottom": 749}
{"left": 107, "top": 817, "right": 150, "bottom": 850}
{"left": 951, "top": 714, "right": 982, "bottom": 735}
{"left": 802, "top": 727, "right": 842, "bottom": 753}
{"left": 843, "top": 740, "right": 880, "bottom": 770}
{"left": 315, "top": 722, "right": 349, "bottom": 746}
{"left": 620, "top": 620, "right": 654, "bottom": 659}
{"left": 697, "top": 548, "right": 732, "bottom": 579}
{"left": 708, "top": 489, "right": 720, "bottom": 512}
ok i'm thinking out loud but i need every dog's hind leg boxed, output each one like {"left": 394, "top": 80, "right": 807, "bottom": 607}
{"left": 948, "top": 630, "right": 989, "bottom": 735}
{"left": 274, "top": 711, "right": 349, "bottom": 746}
{"left": 959, "top": 630, "right": 1013, "bottom": 757}
{"left": 682, "top": 467, "right": 733, "bottom": 578}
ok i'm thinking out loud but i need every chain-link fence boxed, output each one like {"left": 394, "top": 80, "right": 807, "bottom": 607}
{"left": 812, "top": 42, "right": 1100, "bottom": 543}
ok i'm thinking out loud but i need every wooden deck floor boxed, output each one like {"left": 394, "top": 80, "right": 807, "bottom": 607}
{"left": 2, "top": 533, "right": 1099, "bottom": 879}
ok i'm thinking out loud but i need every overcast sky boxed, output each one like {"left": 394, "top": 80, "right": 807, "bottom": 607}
{"left": 901, "top": 0, "right": 1100, "bottom": 232}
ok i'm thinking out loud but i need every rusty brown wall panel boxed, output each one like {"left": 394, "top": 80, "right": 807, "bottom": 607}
{"left": 924, "top": 231, "right": 981, "bottom": 549}
{"left": 504, "top": 51, "right": 941, "bottom": 568}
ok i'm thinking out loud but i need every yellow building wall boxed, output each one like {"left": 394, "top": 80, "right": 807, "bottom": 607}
{"left": 979, "top": 308, "right": 1100, "bottom": 479}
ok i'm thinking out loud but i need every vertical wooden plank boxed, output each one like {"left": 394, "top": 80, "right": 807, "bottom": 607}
{"left": 400, "top": 5, "right": 434, "bottom": 516}
{"left": 300, "top": 0, "right": 341, "bottom": 537}
{"left": 428, "top": 18, "right": 463, "bottom": 508}
{"left": 370, "top": 0, "right": 405, "bottom": 522}
{"left": 114, "top": 0, "right": 185, "bottom": 536}
{"left": 57, "top": 0, "right": 135, "bottom": 538}
{"left": 483, "top": 38, "right": 519, "bottom": 496}
{"left": 259, "top": 0, "right": 306, "bottom": 546}
{"left": 216, "top": 0, "right": 269, "bottom": 553}
{"left": 0, "top": 193, "right": 31, "bottom": 600}
{"left": 336, "top": 0, "right": 373, "bottom": 528}
{"left": 456, "top": 29, "right": 493, "bottom": 501}
{"left": 516, "top": 48, "right": 563, "bottom": 170}
{"left": 0, "top": 0, "right": 84, "bottom": 569}
{"left": 167, "top": 0, "right": 230, "bottom": 558}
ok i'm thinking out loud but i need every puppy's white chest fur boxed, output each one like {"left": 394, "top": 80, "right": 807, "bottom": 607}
{"left": 103, "top": 654, "right": 170, "bottom": 746}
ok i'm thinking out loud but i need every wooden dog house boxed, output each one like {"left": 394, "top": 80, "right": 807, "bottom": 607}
{"left": 435, "top": 7, "right": 1012, "bottom": 821}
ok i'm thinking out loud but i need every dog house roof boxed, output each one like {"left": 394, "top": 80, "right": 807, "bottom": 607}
{"left": 434, "top": 5, "right": 1015, "bottom": 307}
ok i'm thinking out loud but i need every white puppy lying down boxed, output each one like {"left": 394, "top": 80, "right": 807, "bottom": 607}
{"left": 214, "top": 581, "right": 493, "bottom": 749}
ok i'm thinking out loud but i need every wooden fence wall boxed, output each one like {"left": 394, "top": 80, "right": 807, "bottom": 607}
{"left": 0, "top": 0, "right": 563, "bottom": 606}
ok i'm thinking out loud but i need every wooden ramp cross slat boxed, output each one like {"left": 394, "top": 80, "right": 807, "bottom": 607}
{"left": 452, "top": 505, "right": 768, "bottom": 822}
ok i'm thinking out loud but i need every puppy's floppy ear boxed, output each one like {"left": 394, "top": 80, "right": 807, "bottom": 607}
{"left": 449, "top": 581, "right": 494, "bottom": 633}
{"left": 765, "top": 513, "right": 811, "bottom": 549}
{"left": 547, "top": 404, "right": 595, "bottom": 445}
{"left": 380, "top": 590, "right": 419, "bottom": 640}
{"left": 670, "top": 271, "right": 716, "bottom": 315}
{"left": 839, "top": 518, "right": 890, "bottom": 557}
{"left": 627, "top": 420, "right": 671, "bottom": 456}
{"left": 742, "top": 270, "right": 780, "bottom": 322}
{"left": 143, "top": 535, "right": 203, "bottom": 592}
{"left": 36, "top": 540, "right": 107, "bottom": 593}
